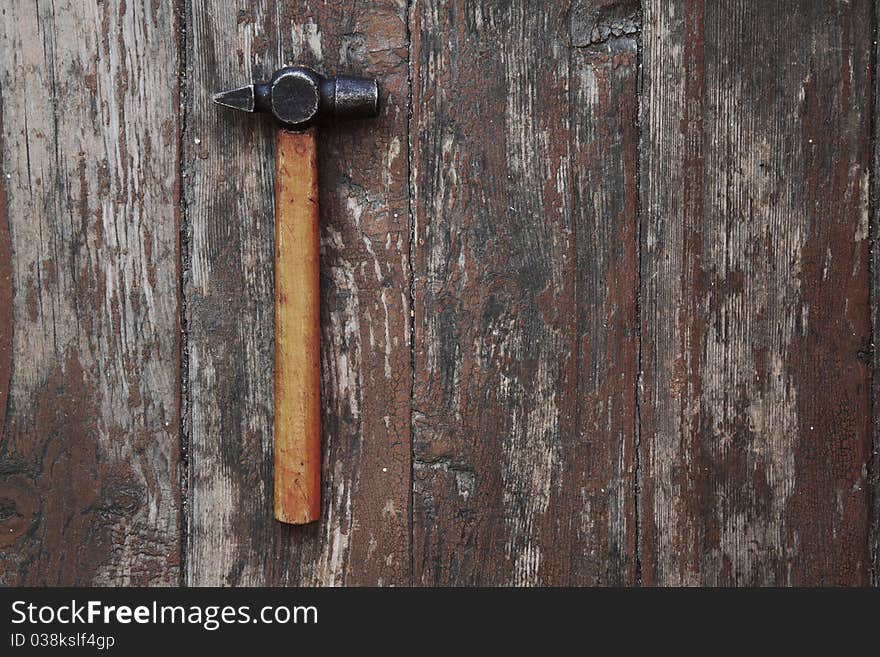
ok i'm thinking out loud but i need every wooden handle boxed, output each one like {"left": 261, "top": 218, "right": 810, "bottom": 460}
{"left": 274, "top": 128, "right": 321, "bottom": 524}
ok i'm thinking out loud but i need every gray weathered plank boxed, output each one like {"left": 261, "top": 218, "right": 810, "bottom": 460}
{"left": 0, "top": 0, "right": 181, "bottom": 584}
{"left": 185, "top": 0, "right": 411, "bottom": 585}
{"left": 411, "top": 0, "right": 639, "bottom": 585}
{"left": 640, "top": 0, "right": 873, "bottom": 585}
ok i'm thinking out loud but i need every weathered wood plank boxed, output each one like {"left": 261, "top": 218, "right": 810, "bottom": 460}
{"left": 640, "top": 0, "right": 873, "bottom": 585}
{"left": 570, "top": 33, "right": 640, "bottom": 585}
{"left": 411, "top": 0, "right": 639, "bottom": 585}
{"left": 872, "top": 0, "right": 880, "bottom": 588}
{"left": 0, "top": 0, "right": 181, "bottom": 584}
{"left": 186, "top": 0, "right": 411, "bottom": 585}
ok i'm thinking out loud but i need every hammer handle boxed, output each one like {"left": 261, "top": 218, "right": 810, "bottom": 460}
{"left": 274, "top": 128, "right": 321, "bottom": 524}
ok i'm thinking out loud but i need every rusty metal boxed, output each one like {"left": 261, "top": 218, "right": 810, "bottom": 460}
{"left": 214, "top": 65, "right": 379, "bottom": 130}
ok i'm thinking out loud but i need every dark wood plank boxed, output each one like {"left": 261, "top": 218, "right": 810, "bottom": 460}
{"left": 0, "top": 0, "right": 181, "bottom": 584}
{"left": 186, "top": 1, "right": 411, "bottom": 585}
{"left": 640, "top": 0, "right": 873, "bottom": 585}
{"left": 872, "top": 0, "right": 880, "bottom": 588}
{"left": 411, "top": 0, "right": 639, "bottom": 585}
{"left": 570, "top": 33, "right": 640, "bottom": 585}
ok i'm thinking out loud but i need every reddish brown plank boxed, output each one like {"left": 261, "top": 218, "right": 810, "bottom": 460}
{"left": 872, "top": 0, "right": 880, "bottom": 588}
{"left": 411, "top": 1, "right": 639, "bottom": 585}
{"left": 640, "top": 0, "right": 873, "bottom": 585}
{"left": 186, "top": 1, "right": 411, "bottom": 585}
{"left": 0, "top": 0, "right": 181, "bottom": 584}
{"left": 570, "top": 34, "right": 640, "bottom": 585}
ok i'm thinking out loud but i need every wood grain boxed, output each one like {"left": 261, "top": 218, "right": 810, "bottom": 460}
{"left": 186, "top": 0, "right": 411, "bottom": 585}
{"left": 872, "top": 0, "right": 880, "bottom": 588}
{"left": 570, "top": 32, "right": 640, "bottom": 585}
{"left": 640, "top": 0, "right": 874, "bottom": 585}
{"left": 2, "top": 0, "right": 875, "bottom": 587}
{"left": 0, "top": 0, "right": 181, "bottom": 583}
{"left": 274, "top": 128, "right": 321, "bottom": 525}
{"left": 410, "top": 0, "right": 639, "bottom": 585}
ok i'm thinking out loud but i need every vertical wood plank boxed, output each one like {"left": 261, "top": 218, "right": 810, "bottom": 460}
{"left": 0, "top": 0, "right": 181, "bottom": 584}
{"left": 640, "top": 0, "right": 873, "bottom": 585}
{"left": 186, "top": 0, "right": 411, "bottom": 585}
{"left": 411, "top": 0, "right": 639, "bottom": 585}
{"left": 570, "top": 32, "right": 640, "bottom": 585}
{"left": 872, "top": 0, "right": 880, "bottom": 588}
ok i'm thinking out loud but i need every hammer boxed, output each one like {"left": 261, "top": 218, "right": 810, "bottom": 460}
{"left": 214, "top": 66, "right": 379, "bottom": 524}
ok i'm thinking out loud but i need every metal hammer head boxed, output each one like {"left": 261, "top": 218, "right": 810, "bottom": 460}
{"left": 213, "top": 65, "right": 379, "bottom": 131}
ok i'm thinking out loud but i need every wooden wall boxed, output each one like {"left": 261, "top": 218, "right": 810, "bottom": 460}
{"left": 0, "top": 0, "right": 875, "bottom": 586}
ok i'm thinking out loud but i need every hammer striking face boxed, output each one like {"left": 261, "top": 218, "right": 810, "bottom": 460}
{"left": 214, "top": 65, "right": 380, "bottom": 524}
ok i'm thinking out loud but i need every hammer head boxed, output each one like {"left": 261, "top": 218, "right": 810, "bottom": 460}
{"left": 214, "top": 65, "right": 379, "bottom": 130}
